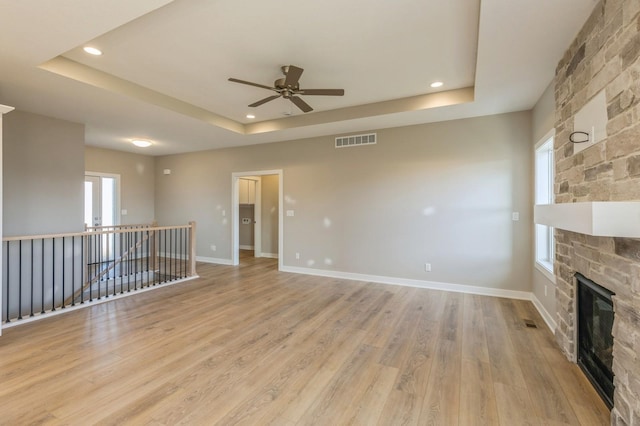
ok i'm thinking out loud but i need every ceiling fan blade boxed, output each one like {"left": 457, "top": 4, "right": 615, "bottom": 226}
{"left": 284, "top": 65, "right": 304, "bottom": 87}
{"left": 290, "top": 96, "right": 313, "bottom": 113}
{"left": 228, "top": 78, "right": 274, "bottom": 91}
{"left": 249, "top": 95, "right": 281, "bottom": 107}
{"left": 298, "top": 89, "right": 344, "bottom": 96}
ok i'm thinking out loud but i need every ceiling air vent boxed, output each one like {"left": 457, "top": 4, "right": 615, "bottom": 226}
{"left": 335, "top": 133, "right": 377, "bottom": 148}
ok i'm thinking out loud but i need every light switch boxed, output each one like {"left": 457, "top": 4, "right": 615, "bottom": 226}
{"left": 121, "top": 209, "right": 128, "bottom": 215}
{"left": 512, "top": 212, "right": 520, "bottom": 221}
{"left": 286, "top": 210, "right": 295, "bottom": 217}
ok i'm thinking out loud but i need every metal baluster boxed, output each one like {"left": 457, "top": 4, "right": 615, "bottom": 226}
{"left": 96, "top": 234, "right": 102, "bottom": 300}
{"left": 126, "top": 231, "right": 131, "bottom": 292}
{"left": 6, "top": 242, "right": 10, "bottom": 322}
{"left": 119, "top": 229, "right": 124, "bottom": 294}
{"left": 30, "top": 239, "right": 34, "bottom": 317}
{"left": 51, "top": 238, "right": 56, "bottom": 312}
{"left": 41, "top": 239, "right": 45, "bottom": 313}
{"left": 112, "top": 231, "right": 116, "bottom": 296}
{"left": 148, "top": 229, "right": 152, "bottom": 286}
{"left": 141, "top": 229, "right": 149, "bottom": 288}
{"left": 62, "top": 236, "right": 66, "bottom": 309}
{"left": 71, "top": 236, "right": 76, "bottom": 306}
{"left": 134, "top": 231, "right": 138, "bottom": 290}
{"left": 89, "top": 234, "right": 94, "bottom": 302}
{"left": 105, "top": 231, "right": 109, "bottom": 298}
{"left": 81, "top": 235, "right": 85, "bottom": 304}
{"left": 183, "top": 228, "right": 186, "bottom": 278}
{"left": 18, "top": 240, "right": 23, "bottom": 320}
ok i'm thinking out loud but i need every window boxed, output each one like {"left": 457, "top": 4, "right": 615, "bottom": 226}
{"left": 535, "top": 131, "right": 555, "bottom": 277}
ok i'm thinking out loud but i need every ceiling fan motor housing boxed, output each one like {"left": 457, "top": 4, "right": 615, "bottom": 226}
{"left": 274, "top": 77, "right": 298, "bottom": 91}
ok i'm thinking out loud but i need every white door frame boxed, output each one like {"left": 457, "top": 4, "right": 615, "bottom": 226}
{"left": 231, "top": 169, "right": 283, "bottom": 269}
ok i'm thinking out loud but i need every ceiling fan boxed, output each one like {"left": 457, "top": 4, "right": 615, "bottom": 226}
{"left": 228, "top": 65, "right": 344, "bottom": 113}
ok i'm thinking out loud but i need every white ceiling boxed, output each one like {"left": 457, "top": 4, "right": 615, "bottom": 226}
{"left": 0, "top": 0, "right": 598, "bottom": 155}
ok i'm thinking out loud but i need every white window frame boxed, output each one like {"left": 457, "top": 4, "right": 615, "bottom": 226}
{"left": 534, "top": 130, "right": 555, "bottom": 283}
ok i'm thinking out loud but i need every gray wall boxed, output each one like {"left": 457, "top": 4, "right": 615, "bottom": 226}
{"left": 85, "top": 146, "right": 155, "bottom": 225}
{"left": 532, "top": 81, "right": 555, "bottom": 143}
{"left": 531, "top": 81, "right": 557, "bottom": 322}
{"left": 156, "top": 111, "right": 533, "bottom": 292}
{"left": 261, "top": 174, "right": 279, "bottom": 256}
{"left": 3, "top": 110, "right": 84, "bottom": 236}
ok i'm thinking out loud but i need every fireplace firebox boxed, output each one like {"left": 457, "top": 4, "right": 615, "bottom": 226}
{"left": 576, "top": 273, "right": 615, "bottom": 409}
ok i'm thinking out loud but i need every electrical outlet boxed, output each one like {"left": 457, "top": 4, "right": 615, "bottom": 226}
{"left": 295, "top": 252, "right": 300, "bottom": 260}
{"left": 425, "top": 263, "right": 431, "bottom": 272}
{"left": 211, "top": 245, "right": 216, "bottom": 251}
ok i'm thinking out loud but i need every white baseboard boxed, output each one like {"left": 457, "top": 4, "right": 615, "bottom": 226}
{"left": 196, "top": 256, "right": 233, "bottom": 265}
{"left": 195, "top": 260, "right": 556, "bottom": 333}
{"left": 279, "top": 265, "right": 533, "bottom": 300}
{"left": 158, "top": 252, "right": 188, "bottom": 260}
{"left": 531, "top": 294, "right": 557, "bottom": 333}
{"left": 239, "top": 245, "right": 254, "bottom": 250}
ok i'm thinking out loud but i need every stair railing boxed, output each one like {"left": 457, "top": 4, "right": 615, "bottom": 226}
{"left": 1, "top": 221, "right": 197, "bottom": 326}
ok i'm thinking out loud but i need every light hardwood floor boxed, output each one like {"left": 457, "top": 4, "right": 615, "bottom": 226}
{"left": 0, "top": 252, "right": 610, "bottom": 425}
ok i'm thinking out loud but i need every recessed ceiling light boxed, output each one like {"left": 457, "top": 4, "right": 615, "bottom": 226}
{"left": 246, "top": 114, "right": 255, "bottom": 119}
{"left": 430, "top": 81, "right": 444, "bottom": 88}
{"left": 131, "top": 139, "right": 152, "bottom": 148}
{"left": 83, "top": 46, "right": 103, "bottom": 56}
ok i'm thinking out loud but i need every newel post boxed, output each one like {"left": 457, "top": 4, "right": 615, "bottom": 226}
{"left": 150, "top": 220, "right": 158, "bottom": 271}
{"left": 188, "top": 221, "right": 196, "bottom": 276}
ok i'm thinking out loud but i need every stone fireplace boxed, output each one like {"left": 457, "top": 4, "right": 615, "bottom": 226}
{"left": 552, "top": 1, "right": 640, "bottom": 423}
{"left": 554, "top": 232, "right": 640, "bottom": 424}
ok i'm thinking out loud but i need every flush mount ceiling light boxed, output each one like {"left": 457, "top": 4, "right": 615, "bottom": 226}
{"left": 246, "top": 114, "right": 255, "bottom": 119}
{"left": 83, "top": 46, "right": 103, "bottom": 56}
{"left": 430, "top": 81, "right": 444, "bottom": 88}
{"left": 131, "top": 139, "right": 152, "bottom": 148}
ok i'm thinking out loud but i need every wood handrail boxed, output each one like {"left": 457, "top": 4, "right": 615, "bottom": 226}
{"left": 86, "top": 223, "right": 151, "bottom": 230}
{"left": 3, "top": 225, "right": 191, "bottom": 242}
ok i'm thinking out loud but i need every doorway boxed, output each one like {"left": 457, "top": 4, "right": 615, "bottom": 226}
{"left": 84, "top": 172, "right": 120, "bottom": 228}
{"left": 238, "top": 177, "right": 260, "bottom": 256}
{"left": 232, "top": 170, "right": 283, "bottom": 269}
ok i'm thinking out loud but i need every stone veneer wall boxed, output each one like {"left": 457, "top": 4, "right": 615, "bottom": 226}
{"left": 554, "top": 0, "right": 640, "bottom": 424}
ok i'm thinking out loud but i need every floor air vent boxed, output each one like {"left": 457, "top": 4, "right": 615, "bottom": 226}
{"left": 523, "top": 319, "right": 538, "bottom": 328}
{"left": 335, "top": 133, "right": 376, "bottom": 148}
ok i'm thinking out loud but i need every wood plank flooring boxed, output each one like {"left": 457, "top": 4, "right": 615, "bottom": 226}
{"left": 0, "top": 252, "right": 610, "bottom": 425}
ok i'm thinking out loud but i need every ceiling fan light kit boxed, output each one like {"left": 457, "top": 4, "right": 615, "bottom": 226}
{"left": 228, "top": 65, "right": 344, "bottom": 114}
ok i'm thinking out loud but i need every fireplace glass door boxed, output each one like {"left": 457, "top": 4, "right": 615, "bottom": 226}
{"left": 576, "top": 273, "right": 614, "bottom": 409}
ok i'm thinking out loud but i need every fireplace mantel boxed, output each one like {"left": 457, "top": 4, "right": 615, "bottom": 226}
{"left": 534, "top": 201, "right": 640, "bottom": 237}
